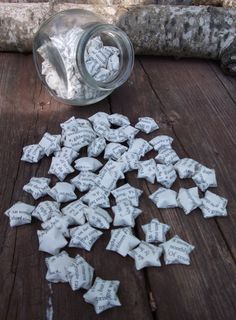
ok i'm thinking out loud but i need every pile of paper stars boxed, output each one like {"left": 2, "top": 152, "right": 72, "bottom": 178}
{"left": 4, "top": 112, "right": 228, "bottom": 314}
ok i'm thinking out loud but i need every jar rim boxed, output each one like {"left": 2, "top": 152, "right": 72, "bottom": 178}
{"left": 76, "top": 23, "right": 134, "bottom": 91}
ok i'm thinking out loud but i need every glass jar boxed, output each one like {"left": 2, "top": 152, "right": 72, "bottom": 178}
{"left": 33, "top": 9, "right": 134, "bottom": 106}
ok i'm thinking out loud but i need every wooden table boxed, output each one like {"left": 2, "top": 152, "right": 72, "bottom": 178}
{"left": 0, "top": 53, "right": 236, "bottom": 320}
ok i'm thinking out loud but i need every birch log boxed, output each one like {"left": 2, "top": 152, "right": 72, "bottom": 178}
{"left": 193, "top": 0, "right": 236, "bottom": 7}
{"left": 0, "top": 3, "right": 236, "bottom": 75}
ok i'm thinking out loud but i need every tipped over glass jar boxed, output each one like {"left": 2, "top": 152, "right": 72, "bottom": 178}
{"left": 33, "top": 9, "right": 134, "bottom": 106}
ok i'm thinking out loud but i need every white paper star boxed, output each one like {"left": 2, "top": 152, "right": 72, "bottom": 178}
{"left": 149, "top": 188, "right": 178, "bottom": 208}
{"left": 45, "top": 251, "right": 75, "bottom": 283}
{"left": 156, "top": 164, "right": 177, "bottom": 188}
{"left": 61, "top": 200, "right": 87, "bottom": 225}
{"left": 32, "top": 201, "right": 61, "bottom": 222}
{"left": 106, "top": 227, "right": 140, "bottom": 256}
{"left": 87, "top": 137, "right": 106, "bottom": 157}
{"left": 54, "top": 146, "right": 79, "bottom": 164}
{"left": 41, "top": 215, "right": 74, "bottom": 237}
{"left": 83, "top": 277, "right": 121, "bottom": 314}
{"left": 174, "top": 158, "right": 199, "bottom": 179}
{"left": 69, "top": 223, "right": 103, "bottom": 251}
{"left": 111, "top": 183, "right": 143, "bottom": 207}
{"left": 48, "top": 182, "right": 77, "bottom": 203}
{"left": 128, "top": 138, "right": 153, "bottom": 157}
{"left": 137, "top": 159, "right": 156, "bottom": 184}
{"left": 155, "top": 148, "right": 180, "bottom": 165}
{"left": 112, "top": 200, "right": 140, "bottom": 227}
{"left": 149, "top": 135, "right": 173, "bottom": 151}
{"left": 21, "top": 144, "right": 45, "bottom": 163}
{"left": 200, "top": 190, "right": 228, "bottom": 218}
{"left": 39, "top": 132, "right": 61, "bottom": 156}
{"left": 70, "top": 171, "right": 96, "bottom": 192}
{"left": 67, "top": 254, "right": 94, "bottom": 290}
{"left": 5, "top": 201, "right": 35, "bottom": 227}
{"left": 81, "top": 187, "right": 110, "bottom": 208}
{"left": 129, "top": 241, "right": 162, "bottom": 270}
{"left": 142, "top": 219, "right": 170, "bottom": 243}
{"left": 192, "top": 164, "right": 217, "bottom": 192}
{"left": 74, "top": 157, "right": 103, "bottom": 172}
{"left": 177, "top": 187, "right": 202, "bottom": 215}
{"left": 48, "top": 157, "right": 74, "bottom": 181}
{"left": 85, "top": 207, "right": 112, "bottom": 229}
{"left": 159, "top": 235, "right": 195, "bottom": 265}
{"left": 23, "top": 177, "right": 51, "bottom": 200}
{"left": 135, "top": 117, "right": 159, "bottom": 134}
{"left": 37, "top": 226, "right": 68, "bottom": 255}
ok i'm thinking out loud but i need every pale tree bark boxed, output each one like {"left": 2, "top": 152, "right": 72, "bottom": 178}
{"left": 0, "top": 3, "right": 235, "bottom": 75}
{"left": 193, "top": 0, "right": 236, "bottom": 8}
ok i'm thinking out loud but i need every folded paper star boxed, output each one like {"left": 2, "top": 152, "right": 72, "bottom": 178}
{"left": 74, "top": 157, "right": 102, "bottom": 172}
{"left": 200, "top": 190, "right": 228, "bottom": 218}
{"left": 106, "top": 227, "right": 140, "bottom": 257}
{"left": 177, "top": 187, "right": 202, "bottom": 215}
{"left": 104, "top": 142, "right": 128, "bottom": 161}
{"left": 21, "top": 144, "right": 45, "bottom": 163}
{"left": 37, "top": 226, "right": 68, "bottom": 255}
{"left": 81, "top": 187, "right": 110, "bottom": 208}
{"left": 23, "top": 177, "right": 51, "bottom": 200}
{"left": 137, "top": 159, "right": 156, "bottom": 184}
{"left": 192, "top": 164, "right": 217, "bottom": 192}
{"left": 69, "top": 223, "right": 103, "bottom": 251}
{"left": 83, "top": 277, "right": 121, "bottom": 314}
{"left": 32, "top": 201, "right": 61, "bottom": 222}
{"left": 94, "top": 170, "right": 119, "bottom": 193}
{"left": 156, "top": 164, "right": 177, "bottom": 188}
{"left": 112, "top": 200, "right": 141, "bottom": 227}
{"left": 5, "top": 201, "right": 35, "bottom": 227}
{"left": 142, "top": 218, "right": 170, "bottom": 243}
{"left": 128, "top": 138, "right": 153, "bottom": 158}
{"left": 155, "top": 148, "right": 180, "bottom": 165}
{"left": 108, "top": 113, "right": 130, "bottom": 126}
{"left": 61, "top": 199, "right": 88, "bottom": 225}
{"left": 70, "top": 171, "right": 96, "bottom": 192}
{"left": 45, "top": 251, "right": 75, "bottom": 283}
{"left": 159, "top": 235, "right": 195, "bottom": 265}
{"left": 67, "top": 254, "right": 94, "bottom": 291}
{"left": 85, "top": 207, "right": 112, "bottom": 229}
{"left": 174, "top": 158, "right": 199, "bottom": 179}
{"left": 48, "top": 182, "right": 77, "bottom": 203}
{"left": 111, "top": 183, "right": 143, "bottom": 207}
{"left": 135, "top": 117, "right": 159, "bottom": 134}
{"left": 54, "top": 146, "right": 79, "bottom": 164}
{"left": 41, "top": 215, "right": 74, "bottom": 237}
{"left": 39, "top": 132, "right": 61, "bottom": 156}
{"left": 149, "top": 135, "right": 173, "bottom": 151}
{"left": 87, "top": 137, "right": 106, "bottom": 157}
{"left": 149, "top": 188, "right": 178, "bottom": 208}
{"left": 48, "top": 157, "right": 74, "bottom": 181}
{"left": 129, "top": 241, "right": 163, "bottom": 270}
{"left": 117, "top": 151, "right": 139, "bottom": 172}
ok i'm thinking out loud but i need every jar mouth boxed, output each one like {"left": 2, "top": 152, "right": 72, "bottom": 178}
{"left": 76, "top": 24, "right": 134, "bottom": 91}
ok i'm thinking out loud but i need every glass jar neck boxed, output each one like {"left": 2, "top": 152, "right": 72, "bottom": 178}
{"left": 75, "top": 24, "right": 134, "bottom": 91}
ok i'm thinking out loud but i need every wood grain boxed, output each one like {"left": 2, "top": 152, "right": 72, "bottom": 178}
{"left": 110, "top": 57, "right": 236, "bottom": 320}
{"left": 0, "top": 54, "right": 154, "bottom": 320}
{"left": 0, "top": 53, "right": 236, "bottom": 320}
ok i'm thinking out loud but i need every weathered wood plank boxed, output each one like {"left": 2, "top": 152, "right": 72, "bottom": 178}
{"left": 0, "top": 54, "right": 154, "bottom": 320}
{"left": 109, "top": 57, "right": 236, "bottom": 320}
